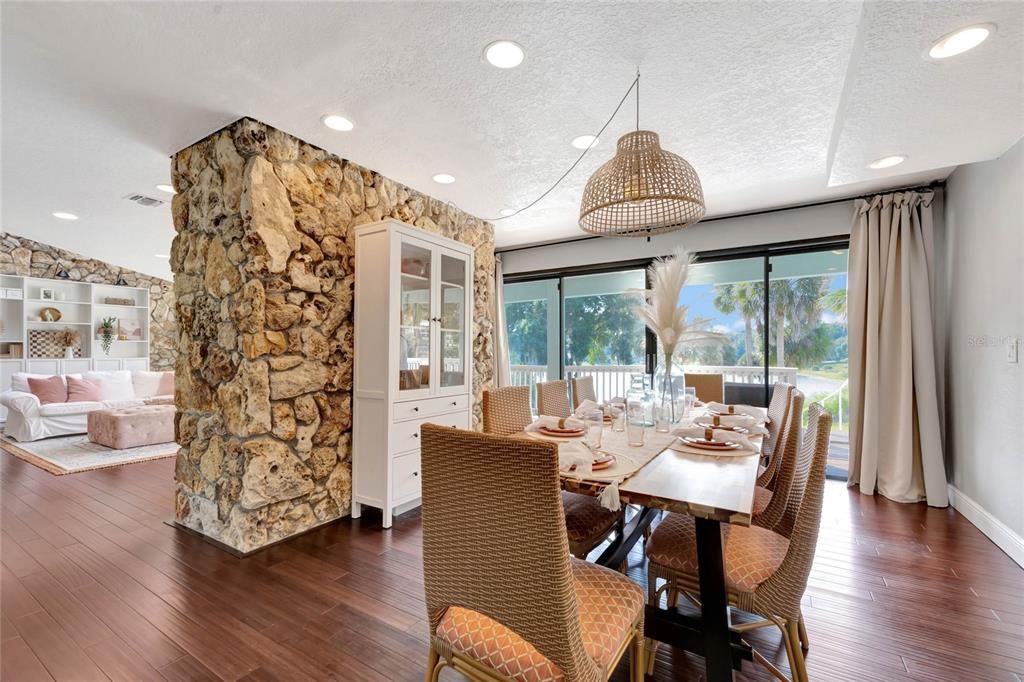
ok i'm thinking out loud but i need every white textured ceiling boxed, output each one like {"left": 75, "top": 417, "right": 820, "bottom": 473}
{"left": 2, "top": 1, "right": 1021, "bottom": 280}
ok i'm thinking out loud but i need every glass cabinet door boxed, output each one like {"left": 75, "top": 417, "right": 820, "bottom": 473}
{"left": 438, "top": 251, "right": 469, "bottom": 392}
{"left": 398, "top": 239, "right": 433, "bottom": 394}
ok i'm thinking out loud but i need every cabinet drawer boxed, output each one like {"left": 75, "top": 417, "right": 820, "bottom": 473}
{"left": 390, "top": 411, "right": 468, "bottom": 454}
{"left": 393, "top": 394, "right": 469, "bottom": 422}
{"left": 392, "top": 451, "right": 421, "bottom": 502}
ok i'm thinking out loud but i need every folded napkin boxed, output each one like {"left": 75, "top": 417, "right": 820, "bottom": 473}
{"left": 706, "top": 402, "right": 762, "bottom": 419}
{"left": 672, "top": 425, "right": 758, "bottom": 452}
{"left": 526, "top": 415, "right": 585, "bottom": 432}
{"left": 694, "top": 413, "right": 759, "bottom": 428}
{"left": 573, "top": 399, "right": 604, "bottom": 417}
{"left": 557, "top": 441, "right": 594, "bottom": 476}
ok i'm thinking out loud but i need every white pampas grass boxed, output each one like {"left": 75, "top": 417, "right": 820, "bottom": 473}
{"left": 633, "top": 247, "right": 724, "bottom": 357}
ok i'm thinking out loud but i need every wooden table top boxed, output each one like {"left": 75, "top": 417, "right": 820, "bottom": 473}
{"left": 559, "top": 413, "right": 765, "bottom": 526}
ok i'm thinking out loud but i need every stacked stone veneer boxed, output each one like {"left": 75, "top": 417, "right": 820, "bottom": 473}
{"left": 171, "top": 118, "right": 494, "bottom": 552}
{"left": 0, "top": 232, "right": 176, "bottom": 370}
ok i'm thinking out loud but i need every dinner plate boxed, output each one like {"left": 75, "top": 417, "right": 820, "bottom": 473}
{"left": 591, "top": 454, "right": 615, "bottom": 471}
{"left": 681, "top": 436, "right": 742, "bottom": 451}
{"left": 538, "top": 426, "right": 584, "bottom": 437}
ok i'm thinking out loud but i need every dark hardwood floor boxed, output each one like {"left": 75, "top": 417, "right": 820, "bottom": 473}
{"left": 2, "top": 452, "right": 1022, "bottom": 681}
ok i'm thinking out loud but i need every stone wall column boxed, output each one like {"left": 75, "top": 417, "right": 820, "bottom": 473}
{"left": 170, "top": 118, "right": 493, "bottom": 553}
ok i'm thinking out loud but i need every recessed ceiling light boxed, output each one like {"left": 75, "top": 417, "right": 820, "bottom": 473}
{"left": 155, "top": 184, "right": 176, "bottom": 194}
{"left": 155, "top": 254, "right": 170, "bottom": 259}
{"left": 571, "top": 135, "right": 600, "bottom": 150}
{"left": 929, "top": 23, "right": 995, "bottom": 59}
{"left": 432, "top": 174, "right": 456, "bottom": 184}
{"left": 484, "top": 40, "right": 525, "bottom": 69}
{"left": 868, "top": 155, "right": 906, "bottom": 170}
{"left": 321, "top": 114, "right": 355, "bottom": 132}
{"left": 499, "top": 208, "right": 516, "bottom": 217}
{"left": 52, "top": 211, "right": 78, "bottom": 221}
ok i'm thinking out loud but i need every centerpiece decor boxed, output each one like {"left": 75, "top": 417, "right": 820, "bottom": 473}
{"left": 55, "top": 328, "right": 80, "bottom": 360}
{"left": 633, "top": 248, "right": 723, "bottom": 423}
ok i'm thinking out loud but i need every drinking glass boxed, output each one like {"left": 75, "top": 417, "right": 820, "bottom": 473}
{"left": 684, "top": 387, "right": 698, "bottom": 417}
{"left": 627, "top": 402, "right": 646, "bottom": 447}
{"left": 583, "top": 410, "right": 603, "bottom": 450}
{"left": 609, "top": 400, "right": 626, "bottom": 432}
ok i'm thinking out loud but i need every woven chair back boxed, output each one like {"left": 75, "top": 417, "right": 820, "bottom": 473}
{"left": 762, "top": 383, "right": 794, "bottom": 461}
{"left": 753, "top": 388, "right": 804, "bottom": 533}
{"left": 482, "top": 386, "right": 534, "bottom": 436}
{"left": 753, "top": 405, "right": 832, "bottom": 621}
{"left": 537, "top": 379, "right": 572, "bottom": 418}
{"left": 776, "top": 403, "right": 831, "bottom": 539}
{"left": 571, "top": 376, "right": 597, "bottom": 409}
{"left": 686, "top": 373, "right": 724, "bottom": 403}
{"left": 419, "top": 425, "right": 596, "bottom": 680}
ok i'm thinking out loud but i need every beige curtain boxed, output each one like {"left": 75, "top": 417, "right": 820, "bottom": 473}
{"left": 847, "top": 191, "right": 948, "bottom": 507}
{"left": 493, "top": 255, "right": 511, "bottom": 387}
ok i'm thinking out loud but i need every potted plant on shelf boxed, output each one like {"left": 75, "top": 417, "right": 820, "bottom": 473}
{"left": 99, "top": 317, "right": 117, "bottom": 355}
{"left": 55, "top": 327, "right": 80, "bottom": 360}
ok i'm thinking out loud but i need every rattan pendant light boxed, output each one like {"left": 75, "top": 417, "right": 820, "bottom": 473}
{"left": 579, "top": 74, "right": 705, "bottom": 237}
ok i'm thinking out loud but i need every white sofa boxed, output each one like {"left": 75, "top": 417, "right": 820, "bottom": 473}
{"left": 0, "top": 370, "right": 174, "bottom": 442}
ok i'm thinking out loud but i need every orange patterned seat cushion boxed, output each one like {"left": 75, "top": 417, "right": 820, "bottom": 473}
{"left": 562, "top": 492, "right": 620, "bottom": 545}
{"left": 646, "top": 513, "right": 789, "bottom": 593}
{"left": 435, "top": 558, "right": 643, "bottom": 681}
{"left": 752, "top": 486, "right": 772, "bottom": 515}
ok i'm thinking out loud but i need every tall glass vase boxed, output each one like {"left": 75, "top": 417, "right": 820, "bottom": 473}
{"left": 654, "top": 353, "right": 687, "bottom": 425}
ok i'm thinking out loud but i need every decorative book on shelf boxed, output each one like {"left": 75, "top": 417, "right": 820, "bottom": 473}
{"left": 104, "top": 297, "right": 135, "bottom": 306}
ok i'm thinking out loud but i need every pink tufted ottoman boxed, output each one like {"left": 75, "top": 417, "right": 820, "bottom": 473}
{"left": 88, "top": 404, "right": 176, "bottom": 450}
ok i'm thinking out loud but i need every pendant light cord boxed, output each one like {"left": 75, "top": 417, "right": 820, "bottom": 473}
{"left": 460, "top": 72, "right": 640, "bottom": 222}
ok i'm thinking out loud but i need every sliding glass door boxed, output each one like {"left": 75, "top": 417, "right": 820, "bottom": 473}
{"left": 503, "top": 279, "right": 559, "bottom": 408}
{"left": 562, "top": 270, "right": 647, "bottom": 402}
{"left": 767, "top": 249, "right": 849, "bottom": 475}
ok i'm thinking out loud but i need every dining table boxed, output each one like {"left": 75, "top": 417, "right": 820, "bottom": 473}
{"left": 531, "top": 409, "right": 765, "bottom": 682}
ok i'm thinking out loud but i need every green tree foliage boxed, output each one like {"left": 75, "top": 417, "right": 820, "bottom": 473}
{"left": 712, "top": 276, "right": 845, "bottom": 369}
{"left": 565, "top": 294, "right": 644, "bottom": 365}
{"left": 505, "top": 300, "right": 548, "bottom": 364}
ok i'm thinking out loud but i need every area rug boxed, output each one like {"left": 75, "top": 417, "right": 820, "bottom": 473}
{"left": 0, "top": 434, "right": 176, "bottom": 475}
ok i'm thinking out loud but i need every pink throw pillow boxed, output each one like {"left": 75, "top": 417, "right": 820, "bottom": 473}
{"left": 156, "top": 371, "right": 175, "bottom": 396}
{"left": 67, "top": 377, "right": 102, "bottom": 402}
{"left": 26, "top": 376, "right": 67, "bottom": 405}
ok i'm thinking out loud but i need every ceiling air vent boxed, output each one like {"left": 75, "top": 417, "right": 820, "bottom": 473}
{"left": 123, "top": 193, "right": 166, "bottom": 208}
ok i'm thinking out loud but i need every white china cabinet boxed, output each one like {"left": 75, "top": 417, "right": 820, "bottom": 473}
{"left": 351, "top": 219, "right": 473, "bottom": 528}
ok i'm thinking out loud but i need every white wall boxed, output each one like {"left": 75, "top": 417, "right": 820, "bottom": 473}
{"left": 500, "top": 200, "right": 854, "bottom": 274}
{"left": 942, "top": 138, "right": 1024, "bottom": 543}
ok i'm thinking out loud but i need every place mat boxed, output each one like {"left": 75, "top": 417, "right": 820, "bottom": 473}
{"left": 668, "top": 440, "right": 760, "bottom": 458}
{"left": 527, "top": 428, "right": 677, "bottom": 483}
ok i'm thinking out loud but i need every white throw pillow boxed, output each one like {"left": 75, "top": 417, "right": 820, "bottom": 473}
{"left": 84, "top": 370, "right": 135, "bottom": 401}
{"left": 11, "top": 373, "right": 66, "bottom": 393}
{"left": 132, "top": 371, "right": 163, "bottom": 399}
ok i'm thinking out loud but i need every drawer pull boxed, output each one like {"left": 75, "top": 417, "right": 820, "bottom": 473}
{"left": 413, "top": 406, "right": 419, "bottom": 412}
{"left": 451, "top": 401, "right": 457, "bottom": 406}
{"left": 413, "top": 471, "right": 419, "bottom": 477}
{"left": 412, "top": 432, "right": 419, "bottom": 438}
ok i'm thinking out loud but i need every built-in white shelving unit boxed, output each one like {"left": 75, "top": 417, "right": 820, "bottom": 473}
{"left": 0, "top": 275, "right": 151, "bottom": 423}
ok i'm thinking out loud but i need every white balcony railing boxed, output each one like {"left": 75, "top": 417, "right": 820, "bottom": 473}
{"left": 510, "top": 364, "right": 800, "bottom": 405}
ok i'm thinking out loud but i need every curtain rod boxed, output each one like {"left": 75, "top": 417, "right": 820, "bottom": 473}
{"left": 494, "top": 179, "right": 945, "bottom": 255}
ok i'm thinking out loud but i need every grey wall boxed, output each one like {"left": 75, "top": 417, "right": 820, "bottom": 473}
{"left": 500, "top": 200, "right": 854, "bottom": 273}
{"left": 942, "top": 137, "right": 1024, "bottom": 538}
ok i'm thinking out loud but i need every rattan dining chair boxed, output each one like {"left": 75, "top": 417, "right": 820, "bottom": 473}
{"left": 537, "top": 379, "right": 573, "bottom": 418}
{"left": 482, "top": 385, "right": 534, "bottom": 436}
{"left": 571, "top": 375, "right": 597, "bottom": 409}
{"left": 752, "top": 389, "right": 805, "bottom": 527}
{"left": 420, "top": 424, "right": 646, "bottom": 682}
{"left": 644, "top": 403, "right": 832, "bottom": 682}
{"left": 481, "top": 386, "right": 623, "bottom": 560}
{"left": 686, "top": 373, "right": 724, "bottom": 403}
{"left": 756, "top": 383, "right": 795, "bottom": 489}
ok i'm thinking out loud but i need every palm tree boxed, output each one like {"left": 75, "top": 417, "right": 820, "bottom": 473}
{"left": 713, "top": 282, "right": 763, "bottom": 365}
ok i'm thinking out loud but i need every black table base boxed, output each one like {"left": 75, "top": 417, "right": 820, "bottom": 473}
{"left": 594, "top": 507, "right": 752, "bottom": 681}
